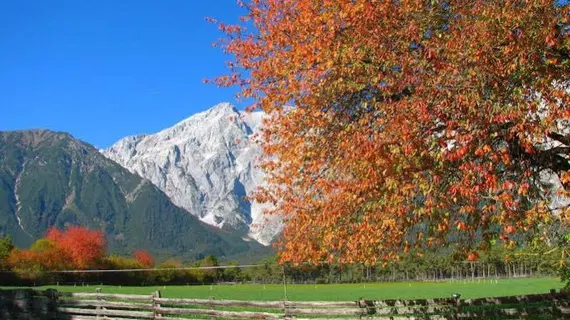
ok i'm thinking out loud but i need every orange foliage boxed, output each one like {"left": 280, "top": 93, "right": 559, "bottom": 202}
{"left": 9, "top": 238, "right": 71, "bottom": 272}
{"left": 30, "top": 239, "right": 69, "bottom": 270}
{"left": 133, "top": 249, "right": 155, "bottom": 268}
{"left": 8, "top": 249, "right": 41, "bottom": 271}
{"left": 46, "top": 226, "right": 106, "bottom": 270}
{"left": 8, "top": 226, "right": 106, "bottom": 271}
{"left": 215, "top": 1, "right": 570, "bottom": 264}
{"left": 467, "top": 252, "right": 479, "bottom": 262}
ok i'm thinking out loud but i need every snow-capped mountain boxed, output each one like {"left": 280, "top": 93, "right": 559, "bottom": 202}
{"left": 103, "top": 103, "right": 281, "bottom": 245}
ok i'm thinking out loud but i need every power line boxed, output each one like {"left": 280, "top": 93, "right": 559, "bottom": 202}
{"left": 0, "top": 264, "right": 266, "bottom": 274}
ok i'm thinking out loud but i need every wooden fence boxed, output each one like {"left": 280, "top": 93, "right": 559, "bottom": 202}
{"left": 0, "top": 288, "right": 568, "bottom": 319}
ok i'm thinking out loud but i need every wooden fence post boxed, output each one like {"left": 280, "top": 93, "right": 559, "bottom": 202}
{"left": 14, "top": 289, "right": 32, "bottom": 318}
{"left": 46, "top": 288, "right": 59, "bottom": 318}
{"left": 152, "top": 290, "right": 162, "bottom": 319}
{"left": 450, "top": 295, "right": 462, "bottom": 320}
{"left": 95, "top": 287, "right": 103, "bottom": 320}
{"left": 283, "top": 299, "right": 288, "bottom": 319}
{"left": 456, "top": 298, "right": 463, "bottom": 320}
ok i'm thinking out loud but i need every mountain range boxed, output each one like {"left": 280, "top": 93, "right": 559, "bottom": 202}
{"left": 0, "top": 122, "right": 273, "bottom": 262}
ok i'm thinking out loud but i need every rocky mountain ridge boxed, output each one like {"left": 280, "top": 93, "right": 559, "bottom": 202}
{"left": 103, "top": 103, "right": 282, "bottom": 245}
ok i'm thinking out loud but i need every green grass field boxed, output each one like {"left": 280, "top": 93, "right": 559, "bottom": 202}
{"left": 4, "top": 277, "right": 564, "bottom": 301}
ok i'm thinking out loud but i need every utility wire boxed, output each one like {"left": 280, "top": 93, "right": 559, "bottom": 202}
{"left": 0, "top": 264, "right": 265, "bottom": 274}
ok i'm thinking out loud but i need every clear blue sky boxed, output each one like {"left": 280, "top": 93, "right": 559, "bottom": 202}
{"left": 0, "top": 1, "right": 246, "bottom": 148}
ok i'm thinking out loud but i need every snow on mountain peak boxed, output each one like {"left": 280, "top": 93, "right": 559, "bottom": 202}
{"left": 102, "top": 103, "right": 280, "bottom": 245}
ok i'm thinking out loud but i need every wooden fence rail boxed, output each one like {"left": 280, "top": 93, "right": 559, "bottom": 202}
{"left": 0, "top": 288, "right": 568, "bottom": 319}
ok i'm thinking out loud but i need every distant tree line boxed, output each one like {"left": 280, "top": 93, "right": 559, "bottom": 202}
{"left": 281, "top": 245, "right": 563, "bottom": 284}
{"left": 0, "top": 226, "right": 565, "bottom": 286}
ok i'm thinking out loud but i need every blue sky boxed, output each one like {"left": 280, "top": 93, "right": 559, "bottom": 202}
{"left": 0, "top": 1, "right": 246, "bottom": 148}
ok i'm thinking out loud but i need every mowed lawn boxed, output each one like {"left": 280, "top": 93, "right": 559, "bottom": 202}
{"left": 5, "top": 277, "right": 564, "bottom": 301}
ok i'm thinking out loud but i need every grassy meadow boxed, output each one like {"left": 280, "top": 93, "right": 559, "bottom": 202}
{"left": 5, "top": 277, "right": 563, "bottom": 301}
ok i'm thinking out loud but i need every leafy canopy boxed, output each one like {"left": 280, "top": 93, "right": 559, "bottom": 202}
{"left": 46, "top": 226, "right": 106, "bottom": 269}
{"left": 216, "top": 0, "right": 570, "bottom": 264}
{"left": 133, "top": 249, "right": 155, "bottom": 268}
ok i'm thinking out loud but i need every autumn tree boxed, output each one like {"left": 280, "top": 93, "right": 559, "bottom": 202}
{"left": 7, "top": 249, "right": 44, "bottom": 279}
{"left": 29, "top": 238, "right": 69, "bottom": 270}
{"left": 198, "top": 255, "right": 220, "bottom": 283}
{"left": 155, "top": 258, "right": 183, "bottom": 284}
{"left": 133, "top": 249, "right": 155, "bottom": 268}
{"left": 214, "top": 0, "right": 570, "bottom": 264}
{"left": 8, "top": 226, "right": 106, "bottom": 274}
{"left": 46, "top": 226, "right": 106, "bottom": 270}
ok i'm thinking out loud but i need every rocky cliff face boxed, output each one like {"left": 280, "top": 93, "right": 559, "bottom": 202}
{"left": 103, "top": 103, "right": 282, "bottom": 245}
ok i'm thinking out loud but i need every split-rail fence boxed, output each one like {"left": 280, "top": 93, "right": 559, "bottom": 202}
{"left": 0, "top": 288, "right": 568, "bottom": 319}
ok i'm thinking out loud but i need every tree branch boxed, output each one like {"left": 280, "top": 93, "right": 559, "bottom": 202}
{"left": 547, "top": 132, "right": 570, "bottom": 146}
